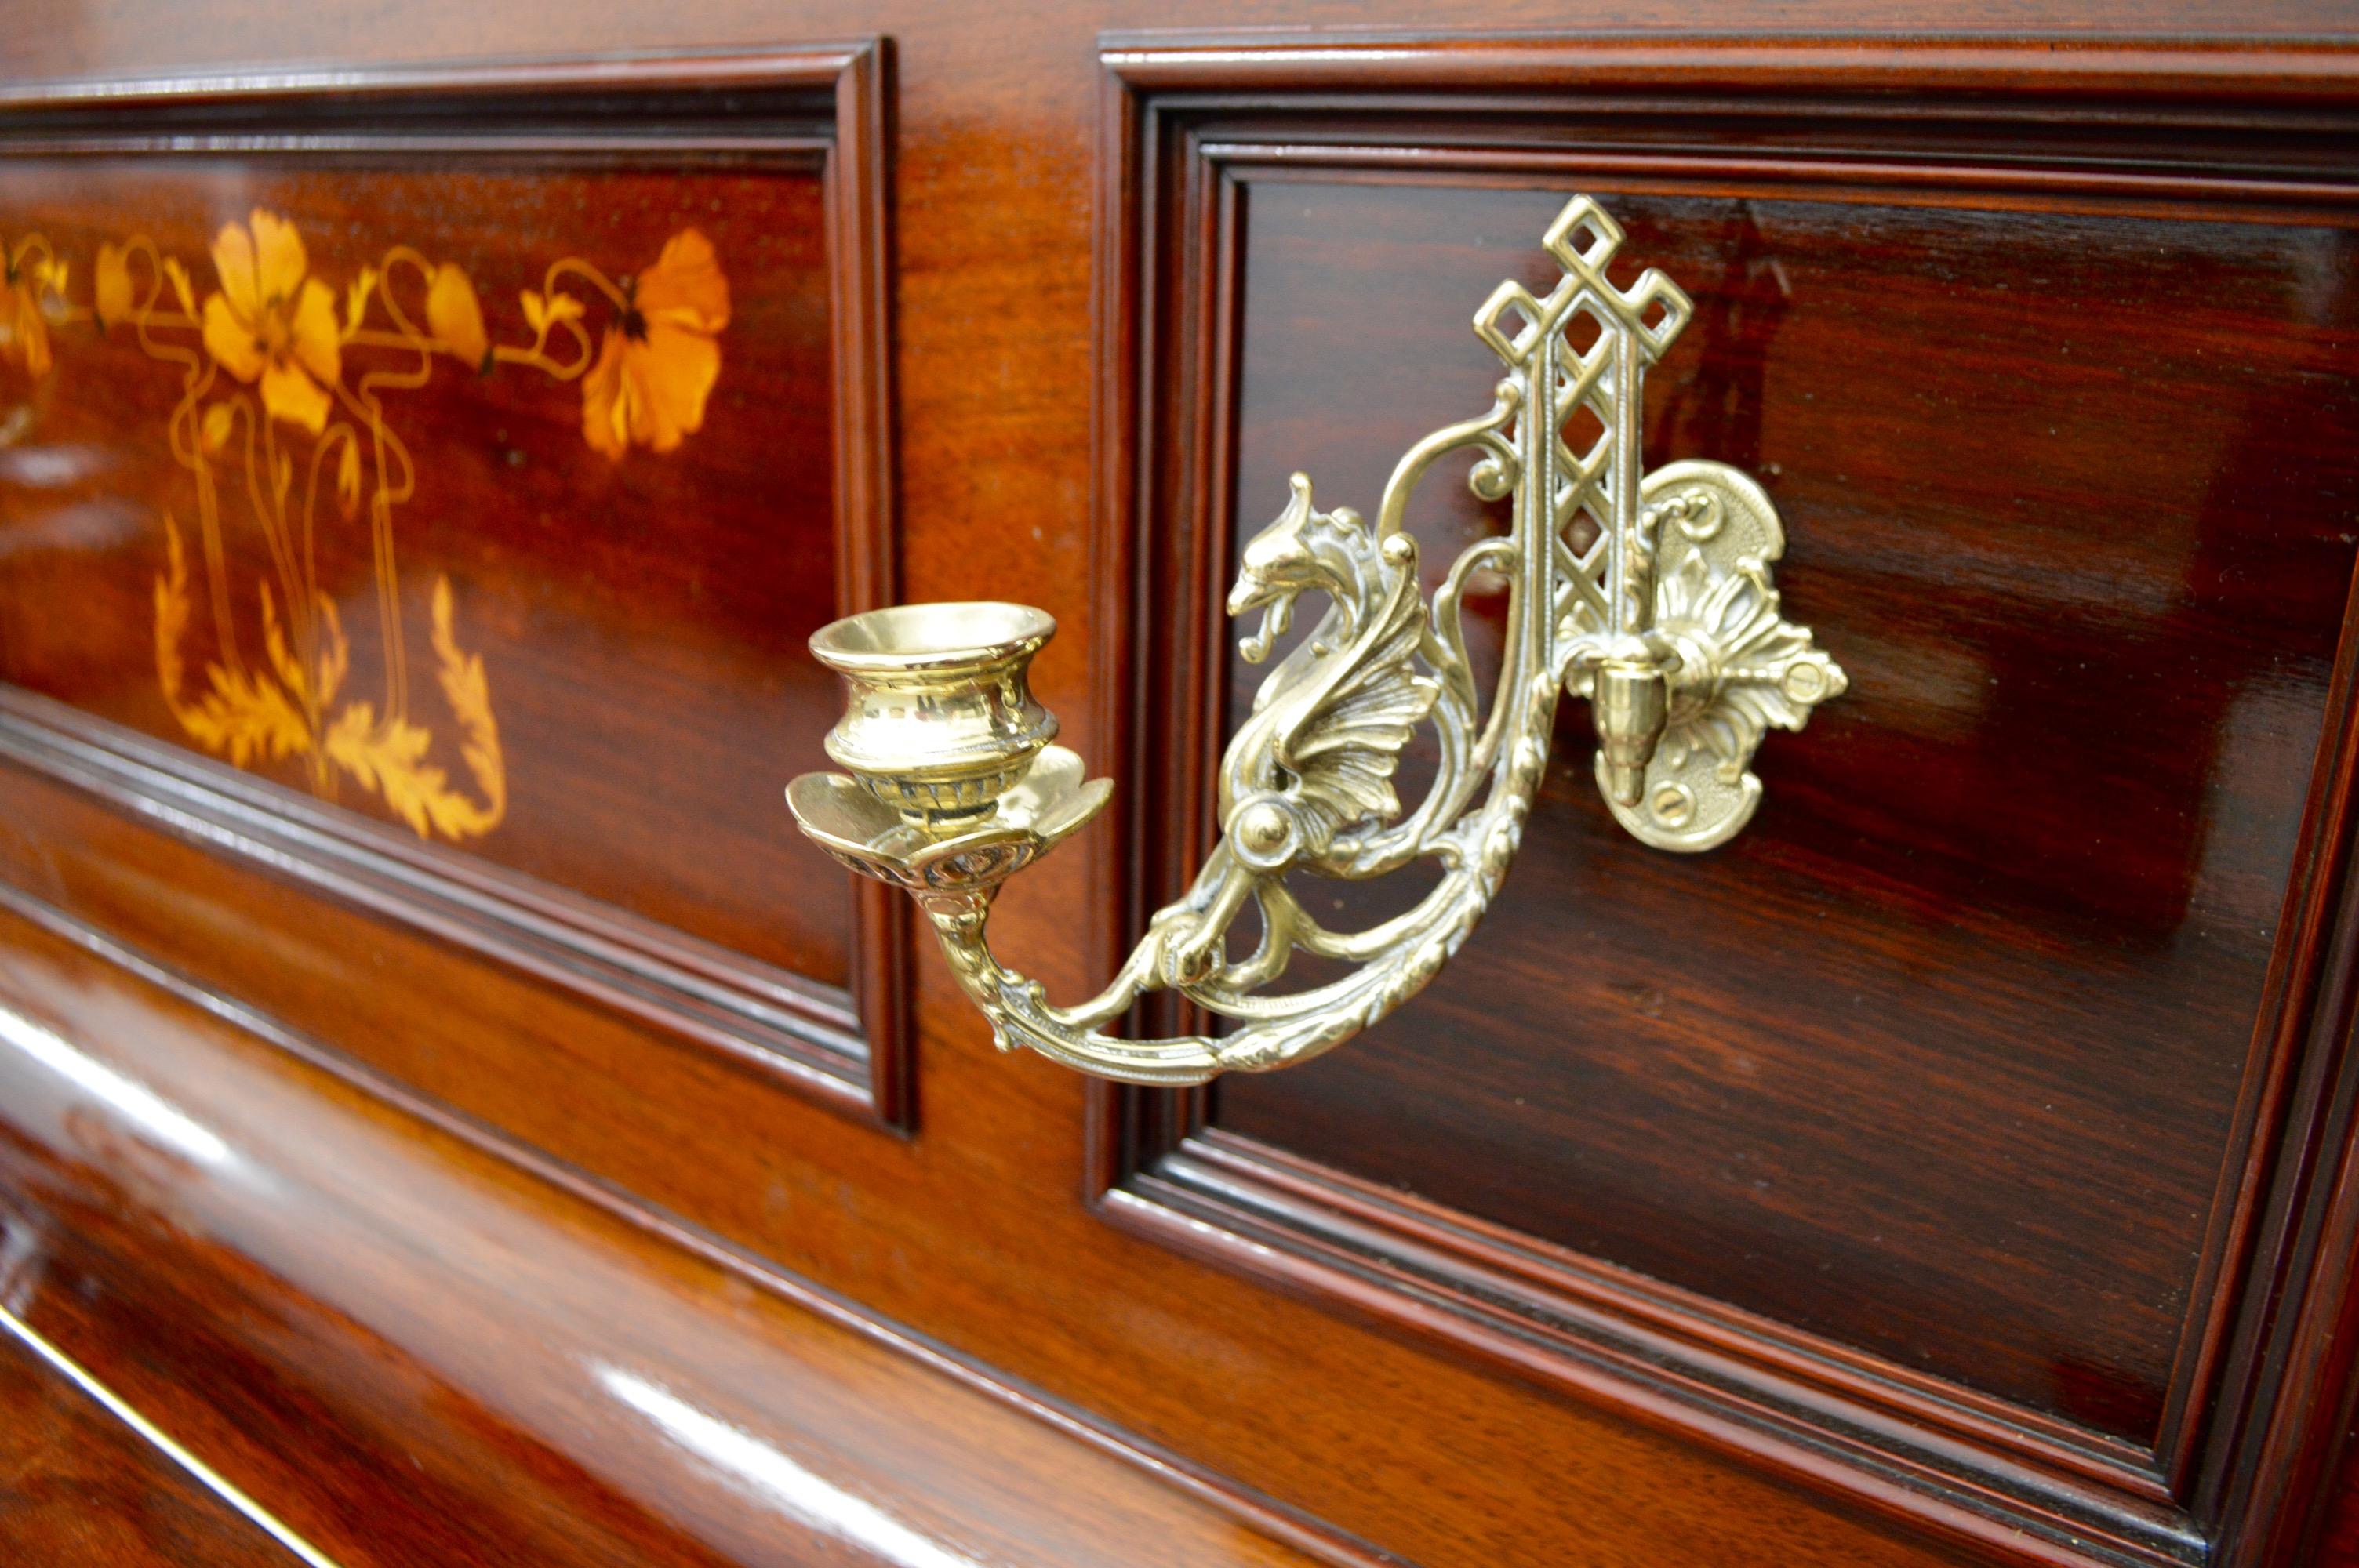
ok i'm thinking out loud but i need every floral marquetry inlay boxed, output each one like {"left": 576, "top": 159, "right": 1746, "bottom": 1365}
{"left": 0, "top": 210, "right": 732, "bottom": 841}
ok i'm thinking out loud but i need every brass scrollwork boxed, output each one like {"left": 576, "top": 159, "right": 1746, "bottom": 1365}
{"left": 787, "top": 194, "right": 1846, "bottom": 1083}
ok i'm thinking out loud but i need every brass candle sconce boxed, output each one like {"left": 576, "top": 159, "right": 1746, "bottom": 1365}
{"left": 788, "top": 194, "right": 1846, "bottom": 1084}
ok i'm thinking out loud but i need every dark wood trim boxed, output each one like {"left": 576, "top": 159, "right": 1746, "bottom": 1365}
{"left": 2195, "top": 559, "right": 2359, "bottom": 1566}
{"left": 1119, "top": 1134, "right": 2195, "bottom": 1568}
{"left": 1094, "top": 33, "right": 2359, "bottom": 107}
{"left": 0, "top": 43, "right": 885, "bottom": 116}
{"left": 0, "top": 45, "right": 911, "bottom": 1128}
{"left": 819, "top": 40, "right": 912, "bottom": 1127}
{"left": 1086, "top": 31, "right": 2359, "bottom": 1568}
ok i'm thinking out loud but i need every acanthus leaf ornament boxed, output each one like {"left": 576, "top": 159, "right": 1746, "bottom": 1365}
{"left": 1565, "top": 461, "right": 1848, "bottom": 851}
{"left": 787, "top": 194, "right": 1848, "bottom": 1083}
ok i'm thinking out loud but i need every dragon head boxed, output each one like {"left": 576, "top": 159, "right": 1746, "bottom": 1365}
{"left": 1230, "top": 472, "right": 1365, "bottom": 663}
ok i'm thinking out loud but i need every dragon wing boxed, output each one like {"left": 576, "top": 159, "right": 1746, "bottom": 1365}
{"left": 1278, "top": 578, "right": 1440, "bottom": 827}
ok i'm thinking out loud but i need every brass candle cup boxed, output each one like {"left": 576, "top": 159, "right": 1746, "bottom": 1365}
{"left": 809, "top": 601, "right": 1060, "bottom": 825}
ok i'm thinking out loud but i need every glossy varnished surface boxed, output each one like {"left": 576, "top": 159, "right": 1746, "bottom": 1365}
{"left": 0, "top": 891, "right": 1351, "bottom": 1568}
{"left": 0, "top": 153, "right": 859, "bottom": 987}
{"left": 0, "top": 1317, "right": 296, "bottom": 1567}
{"left": 0, "top": 668, "right": 1981, "bottom": 1568}
{"left": 1092, "top": 44, "right": 2359, "bottom": 1562}
{"left": 1209, "top": 183, "right": 2359, "bottom": 1441}
{"left": 0, "top": 9, "right": 2356, "bottom": 1568}
{"left": 0, "top": 159, "right": 852, "bottom": 988}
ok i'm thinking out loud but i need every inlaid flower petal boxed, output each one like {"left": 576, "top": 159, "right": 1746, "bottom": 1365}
{"left": 95, "top": 242, "right": 132, "bottom": 329}
{"left": 426, "top": 263, "right": 488, "bottom": 368}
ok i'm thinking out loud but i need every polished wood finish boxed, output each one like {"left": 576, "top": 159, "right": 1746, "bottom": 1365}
{"left": 1089, "top": 34, "right": 2359, "bottom": 1568}
{"left": 0, "top": 887, "right": 1357, "bottom": 1568}
{"left": 0, "top": 1318, "right": 295, "bottom": 1568}
{"left": 0, "top": 679, "right": 1972, "bottom": 1568}
{"left": 1209, "top": 191, "right": 2353, "bottom": 1428}
{"left": 2321, "top": 1439, "right": 2359, "bottom": 1565}
{"left": 3, "top": 9, "right": 2358, "bottom": 1568}
{"left": 0, "top": 48, "right": 910, "bottom": 1123}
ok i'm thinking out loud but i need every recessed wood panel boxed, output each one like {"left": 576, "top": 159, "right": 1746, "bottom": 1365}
{"left": 1093, "top": 43, "right": 2359, "bottom": 1566}
{"left": 1, "top": 156, "right": 838, "bottom": 970}
{"left": 0, "top": 55, "right": 905, "bottom": 1120}
{"left": 1212, "top": 180, "right": 2356, "bottom": 1440}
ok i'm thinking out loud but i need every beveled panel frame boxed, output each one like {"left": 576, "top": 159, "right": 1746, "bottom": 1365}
{"left": 1085, "top": 34, "right": 2359, "bottom": 1568}
{"left": 0, "top": 45, "right": 909, "bottom": 1125}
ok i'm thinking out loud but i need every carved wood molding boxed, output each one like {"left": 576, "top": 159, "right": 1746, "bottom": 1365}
{"left": 0, "top": 45, "right": 910, "bottom": 1126}
{"left": 1086, "top": 32, "right": 2359, "bottom": 1568}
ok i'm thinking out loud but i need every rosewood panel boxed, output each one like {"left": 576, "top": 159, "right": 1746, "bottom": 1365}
{"left": 0, "top": 53, "right": 907, "bottom": 1121}
{"left": 1092, "top": 39, "right": 2359, "bottom": 1568}
{"left": 1214, "top": 181, "right": 2350, "bottom": 1433}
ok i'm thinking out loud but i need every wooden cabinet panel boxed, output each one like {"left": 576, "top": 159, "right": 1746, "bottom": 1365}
{"left": 2, "top": 12, "right": 2357, "bottom": 1568}
{"left": 0, "top": 53, "right": 907, "bottom": 1120}
{"left": 1093, "top": 38, "right": 2359, "bottom": 1566}
{"left": 1215, "top": 184, "right": 2346, "bottom": 1434}
{"left": 3, "top": 157, "right": 838, "bottom": 965}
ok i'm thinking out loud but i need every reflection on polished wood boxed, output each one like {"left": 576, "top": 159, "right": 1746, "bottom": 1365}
{"left": 0, "top": 888, "right": 1352, "bottom": 1568}
{"left": 4, "top": 11, "right": 2359, "bottom": 1568}
{"left": 0, "top": 727, "right": 1965, "bottom": 1568}
{"left": 0, "top": 1308, "right": 325, "bottom": 1568}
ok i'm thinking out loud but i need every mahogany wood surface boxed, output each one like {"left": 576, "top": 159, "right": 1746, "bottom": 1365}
{"left": 1211, "top": 187, "right": 2353, "bottom": 1436}
{"left": 1, "top": 7, "right": 2357, "bottom": 1568}
{"left": 0, "top": 48, "right": 912, "bottom": 1124}
{"left": 1094, "top": 38, "right": 2359, "bottom": 1566}
{"left": 0, "top": 887, "right": 1359, "bottom": 1568}
{"left": 0, "top": 1316, "right": 293, "bottom": 1568}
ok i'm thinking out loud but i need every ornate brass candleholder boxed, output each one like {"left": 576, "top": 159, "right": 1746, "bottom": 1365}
{"left": 789, "top": 194, "right": 1847, "bottom": 1083}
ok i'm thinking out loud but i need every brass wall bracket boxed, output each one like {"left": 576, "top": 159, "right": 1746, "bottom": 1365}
{"left": 788, "top": 194, "right": 1846, "bottom": 1083}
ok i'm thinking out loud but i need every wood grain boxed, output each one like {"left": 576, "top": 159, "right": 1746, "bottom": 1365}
{"left": 0, "top": 50, "right": 911, "bottom": 1123}
{"left": 1091, "top": 38, "right": 2359, "bottom": 1568}
{"left": 1221, "top": 183, "right": 2344, "bottom": 1428}
{"left": 0, "top": 886, "right": 1369, "bottom": 1568}
{"left": 0, "top": 1316, "right": 300, "bottom": 1568}
{"left": 3, "top": 11, "right": 2358, "bottom": 1568}
{"left": 0, "top": 626, "right": 1986, "bottom": 1568}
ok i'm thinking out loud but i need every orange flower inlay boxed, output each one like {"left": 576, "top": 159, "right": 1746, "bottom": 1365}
{"left": 425, "top": 262, "right": 489, "bottom": 371}
{"left": 13, "top": 207, "right": 729, "bottom": 843}
{"left": 201, "top": 209, "right": 343, "bottom": 434}
{"left": 0, "top": 244, "right": 60, "bottom": 377}
{"left": 94, "top": 241, "right": 133, "bottom": 331}
{"left": 580, "top": 228, "right": 730, "bottom": 459}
